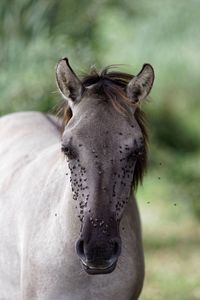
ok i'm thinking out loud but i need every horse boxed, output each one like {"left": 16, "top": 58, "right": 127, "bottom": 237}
{"left": 0, "top": 58, "right": 154, "bottom": 300}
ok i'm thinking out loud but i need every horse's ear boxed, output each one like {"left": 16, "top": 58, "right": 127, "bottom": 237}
{"left": 56, "top": 58, "right": 84, "bottom": 106}
{"left": 127, "top": 64, "right": 154, "bottom": 103}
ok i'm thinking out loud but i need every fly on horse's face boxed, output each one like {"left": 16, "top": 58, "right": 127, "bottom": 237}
{"left": 56, "top": 58, "right": 154, "bottom": 275}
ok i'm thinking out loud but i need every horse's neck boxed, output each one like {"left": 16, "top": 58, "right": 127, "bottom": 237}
{"left": 60, "top": 171, "right": 81, "bottom": 241}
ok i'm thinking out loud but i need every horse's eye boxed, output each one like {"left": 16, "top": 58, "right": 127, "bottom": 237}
{"left": 61, "top": 145, "right": 76, "bottom": 159}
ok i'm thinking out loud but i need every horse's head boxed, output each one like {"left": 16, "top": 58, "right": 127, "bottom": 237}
{"left": 56, "top": 58, "right": 154, "bottom": 275}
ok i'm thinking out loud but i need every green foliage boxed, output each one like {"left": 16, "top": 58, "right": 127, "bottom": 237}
{"left": 138, "top": 175, "right": 200, "bottom": 300}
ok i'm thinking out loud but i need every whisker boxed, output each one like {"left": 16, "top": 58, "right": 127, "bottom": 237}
{"left": 51, "top": 90, "right": 60, "bottom": 94}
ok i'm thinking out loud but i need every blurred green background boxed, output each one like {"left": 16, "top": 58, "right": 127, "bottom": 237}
{"left": 0, "top": 0, "right": 200, "bottom": 299}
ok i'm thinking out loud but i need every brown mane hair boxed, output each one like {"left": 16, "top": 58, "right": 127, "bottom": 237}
{"left": 57, "top": 66, "right": 148, "bottom": 190}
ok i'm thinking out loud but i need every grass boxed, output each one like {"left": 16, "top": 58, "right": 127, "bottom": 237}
{"left": 137, "top": 172, "right": 200, "bottom": 300}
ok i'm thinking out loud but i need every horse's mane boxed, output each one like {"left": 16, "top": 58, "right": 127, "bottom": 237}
{"left": 57, "top": 66, "right": 148, "bottom": 190}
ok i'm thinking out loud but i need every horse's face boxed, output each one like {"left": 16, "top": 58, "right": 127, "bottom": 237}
{"left": 62, "top": 102, "right": 144, "bottom": 274}
{"left": 56, "top": 58, "right": 154, "bottom": 275}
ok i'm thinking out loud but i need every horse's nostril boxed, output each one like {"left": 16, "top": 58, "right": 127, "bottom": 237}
{"left": 76, "top": 239, "right": 85, "bottom": 259}
{"left": 113, "top": 242, "right": 119, "bottom": 255}
{"left": 112, "top": 238, "right": 121, "bottom": 257}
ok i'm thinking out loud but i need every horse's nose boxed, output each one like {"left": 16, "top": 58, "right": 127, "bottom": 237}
{"left": 76, "top": 237, "right": 121, "bottom": 274}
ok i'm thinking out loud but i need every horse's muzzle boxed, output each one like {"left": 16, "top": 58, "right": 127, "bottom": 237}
{"left": 76, "top": 237, "right": 121, "bottom": 275}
